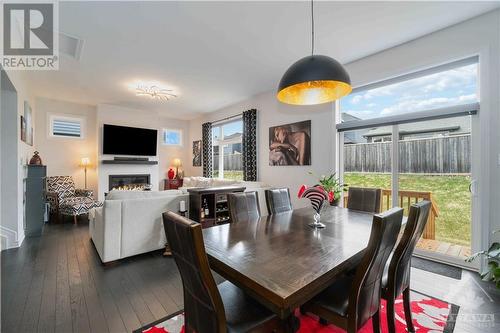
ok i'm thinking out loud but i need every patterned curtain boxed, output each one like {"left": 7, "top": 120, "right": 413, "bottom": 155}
{"left": 202, "top": 122, "right": 213, "bottom": 177}
{"left": 242, "top": 109, "right": 258, "bottom": 181}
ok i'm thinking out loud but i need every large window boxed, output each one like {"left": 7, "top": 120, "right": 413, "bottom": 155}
{"left": 212, "top": 119, "right": 243, "bottom": 180}
{"left": 339, "top": 58, "right": 478, "bottom": 265}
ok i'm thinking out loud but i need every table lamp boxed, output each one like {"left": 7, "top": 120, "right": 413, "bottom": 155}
{"left": 80, "top": 157, "right": 90, "bottom": 189}
{"left": 173, "top": 158, "right": 182, "bottom": 179}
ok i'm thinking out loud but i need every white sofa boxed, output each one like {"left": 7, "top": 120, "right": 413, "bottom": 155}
{"left": 90, "top": 190, "right": 188, "bottom": 263}
{"left": 180, "top": 176, "right": 271, "bottom": 215}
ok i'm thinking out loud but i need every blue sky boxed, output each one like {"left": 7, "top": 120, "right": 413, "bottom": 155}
{"left": 212, "top": 120, "right": 243, "bottom": 140}
{"left": 164, "top": 131, "right": 181, "bottom": 144}
{"left": 340, "top": 63, "right": 478, "bottom": 121}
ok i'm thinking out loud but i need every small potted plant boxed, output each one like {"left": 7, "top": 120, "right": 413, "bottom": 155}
{"left": 308, "top": 171, "right": 347, "bottom": 206}
{"left": 466, "top": 230, "right": 500, "bottom": 289}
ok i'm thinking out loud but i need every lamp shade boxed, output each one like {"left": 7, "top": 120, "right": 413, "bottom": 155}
{"left": 277, "top": 55, "right": 352, "bottom": 105}
{"left": 172, "top": 158, "right": 182, "bottom": 167}
{"left": 80, "top": 157, "right": 90, "bottom": 167}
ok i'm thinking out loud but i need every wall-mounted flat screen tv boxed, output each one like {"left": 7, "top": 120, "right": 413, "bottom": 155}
{"left": 103, "top": 124, "right": 158, "bottom": 156}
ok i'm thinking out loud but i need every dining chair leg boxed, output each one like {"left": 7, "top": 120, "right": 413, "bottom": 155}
{"left": 372, "top": 308, "right": 381, "bottom": 333}
{"left": 386, "top": 296, "right": 396, "bottom": 333}
{"left": 73, "top": 214, "right": 78, "bottom": 224}
{"left": 403, "top": 288, "right": 415, "bottom": 332}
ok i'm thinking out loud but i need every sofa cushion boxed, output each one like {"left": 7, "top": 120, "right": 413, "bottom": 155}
{"left": 106, "top": 190, "right": 182, "bottom": 201}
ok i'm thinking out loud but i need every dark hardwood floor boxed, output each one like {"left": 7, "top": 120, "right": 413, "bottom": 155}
{"left": 1, "top": 221, "right": 183, "bottom": 333}
{"left": 2, "top": 220, "right": 499, "bottom": 333}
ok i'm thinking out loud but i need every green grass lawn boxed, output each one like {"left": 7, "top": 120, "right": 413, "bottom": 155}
{"left": 344, "top": 173, "right": 471, "bottom": 246}
{"left": 212, "top": 170, "right": 244, "bottom": 181}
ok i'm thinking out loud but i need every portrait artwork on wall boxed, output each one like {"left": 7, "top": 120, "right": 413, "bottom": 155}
{"left": 192, "top": 140, "right": 202, "bottom": 167}
{"left": 269, "top": 120, "right": 311, "bottom": 166}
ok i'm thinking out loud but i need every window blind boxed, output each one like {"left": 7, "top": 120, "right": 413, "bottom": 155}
{"left": 52, "top": 118, "right": 81, "bottom": 137}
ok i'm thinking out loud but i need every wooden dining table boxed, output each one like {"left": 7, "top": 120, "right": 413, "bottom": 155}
{"left": 202, "top": 205, "right": 376, "bottom": 332}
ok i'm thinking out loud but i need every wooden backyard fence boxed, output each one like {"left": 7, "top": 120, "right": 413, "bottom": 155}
{"left": 213, "top": 153, "right": 243, "bottom": 171}
{"left": 344, "top": 134, "right": 471, "bottom": 174}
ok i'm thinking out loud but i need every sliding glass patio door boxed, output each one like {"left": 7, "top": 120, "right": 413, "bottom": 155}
{"left": 396, "top": 115, "right": 474, "bottom": 267}
{"left": 337, "top": 57, "right": 480, "bottom": 268}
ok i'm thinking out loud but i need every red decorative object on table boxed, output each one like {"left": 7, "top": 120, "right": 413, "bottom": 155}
{"left": 167, "top": 168, "right": 175, "bottom": 180}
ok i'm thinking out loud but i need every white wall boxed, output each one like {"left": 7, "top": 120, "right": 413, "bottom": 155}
{"left": 35, "top": 98, "right": 99, "bottom": 195}
{"left": 186, "top": 91, "right": 335, "bottom": 208}
{"left": 1, "top": 70, "right": 36, "bottom": 249}
{"left": 96, "top": 104, "right": 189, "bottom": 200}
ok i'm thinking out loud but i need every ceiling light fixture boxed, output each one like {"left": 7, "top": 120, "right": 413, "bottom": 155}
{"left": 277, "top": 0, "right": 352, "bottom": 105}
{"left": 135, "top": 84, "right": 177, "bottom": 101}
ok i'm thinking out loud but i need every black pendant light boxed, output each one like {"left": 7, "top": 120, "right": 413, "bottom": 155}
{"left": 277, "top": 0, "right": 352, "bottom": 105}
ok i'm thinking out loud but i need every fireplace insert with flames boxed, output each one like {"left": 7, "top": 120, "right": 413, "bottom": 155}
{"left": 109, "top": 174, "right": 151, "bottom": 191}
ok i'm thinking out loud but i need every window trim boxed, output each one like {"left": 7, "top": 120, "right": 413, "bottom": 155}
{"left": 337, "top": 102, "right": 479, "bottom": 132}
{"left": 162, "top": 128, "right": 183, "bottom": 146}
{"left": 48, "top": 113, "right": 85, "bottom": 139}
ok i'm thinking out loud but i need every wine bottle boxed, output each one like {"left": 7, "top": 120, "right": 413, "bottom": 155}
{"left": 203, "top": 198, "right": 209, "bottom": 216}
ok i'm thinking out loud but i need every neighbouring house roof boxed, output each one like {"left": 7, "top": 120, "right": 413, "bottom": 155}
{"left": 341, "top": 113, "right": 362, "bottom": 122}
{"left": 362, "top": 117, "right": 471, "bottom": 138}
{"left": 223, "top": 132, "right": 242, "bottom": 140}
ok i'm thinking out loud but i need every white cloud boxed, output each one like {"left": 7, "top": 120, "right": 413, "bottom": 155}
{"left": 347, "top": 64, "right": 477, "bottom": 104}
{"left": 380, "top": 93, "right": 477, "bottom": 116}
{"left": 351, "top": 95, "right": 363, "bottom": 104}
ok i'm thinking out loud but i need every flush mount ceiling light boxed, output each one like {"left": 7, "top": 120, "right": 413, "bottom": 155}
{"left": 135, "top": 84, "right": 177, "bottom": 101}
{"left": 277, "top": 0, "right": 352, "bottom": 105}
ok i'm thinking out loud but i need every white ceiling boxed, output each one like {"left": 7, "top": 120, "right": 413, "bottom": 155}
{"left": 25, "top": 1, "right": 500, "bottom": 120}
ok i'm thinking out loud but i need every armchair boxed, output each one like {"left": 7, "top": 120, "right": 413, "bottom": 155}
{"left": 46, "top": 176, "right": 103, "bottom": 224}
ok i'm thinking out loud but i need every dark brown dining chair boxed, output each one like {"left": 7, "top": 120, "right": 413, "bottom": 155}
{"left": 302, "top": 207, "right": 404, "bottom": 333}
{"left": 162, "top": 211, "right": 280, "bottom": 333}
{"left": 382, "top": 200, "right": 431, "bottom": 333}
{"left": 346, "top": 187, "right": 382, "bottom": 213}
{"left": 227, "top": 192, "right": 261, "bottom": 223}
{"left": 265, "top": 188, "right": 293, "bottom": 215}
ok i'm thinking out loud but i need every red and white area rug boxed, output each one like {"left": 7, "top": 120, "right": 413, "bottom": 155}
{"left": 135, "top": 291, "right": 458, "bottom": 333}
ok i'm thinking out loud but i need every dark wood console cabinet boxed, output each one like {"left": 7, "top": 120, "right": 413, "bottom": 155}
{"left": 164, "top": 178, "right": 183, "bottom": 190}
{"left": 187, "top": 186, "right": 245, "bottom": 228}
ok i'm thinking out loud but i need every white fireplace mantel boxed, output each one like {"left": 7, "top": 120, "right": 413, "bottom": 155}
{"left": 97, "top": 160, "right": 159, "bottom": 201}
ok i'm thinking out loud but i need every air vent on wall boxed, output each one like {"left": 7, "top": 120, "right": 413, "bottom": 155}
{"left": 59, "top": 32, "right": 84, "bottom": 60}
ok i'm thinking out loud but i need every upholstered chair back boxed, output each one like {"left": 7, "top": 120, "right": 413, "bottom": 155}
{"left": 387, "top": 201, "right": 431, "bottom": 297}
{"left": 350, "top": 207, "right": 403, "bottom": 328}
{"left": 162, "top": 211, "right": 226, "bottom": 333}
{"left": 265, "top": 188, "right": 293, "bottom": 215}
{"left": 227, "top": 192, "right": 261, "bottom": 223}
{"left": 46, "top": 176, "right": 76, "bottom": 200}
{"left": 347, "top": 187, "right": 382, "bottom": 213}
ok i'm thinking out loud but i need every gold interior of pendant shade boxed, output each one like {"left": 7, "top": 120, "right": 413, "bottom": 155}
{"left": 277, "top": 80, "right": 352, "bottom": 105}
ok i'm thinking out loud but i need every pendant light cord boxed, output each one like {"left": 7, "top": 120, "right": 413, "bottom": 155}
{"left": 311, "top": 0, "right": 315, "bottom": 56}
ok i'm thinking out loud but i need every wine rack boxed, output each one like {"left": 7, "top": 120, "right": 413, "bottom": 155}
{"left": 187, "top": 186, "right": 246, "bottom": 228}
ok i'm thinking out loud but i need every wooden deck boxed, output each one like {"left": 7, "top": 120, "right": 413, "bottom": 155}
{"left": 416, "top": 238, "right": 471, "bottom": 259}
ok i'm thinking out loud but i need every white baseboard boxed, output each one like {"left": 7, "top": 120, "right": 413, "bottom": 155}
{"left": 0, "top": 226, "right": 24, "bottom": 250}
